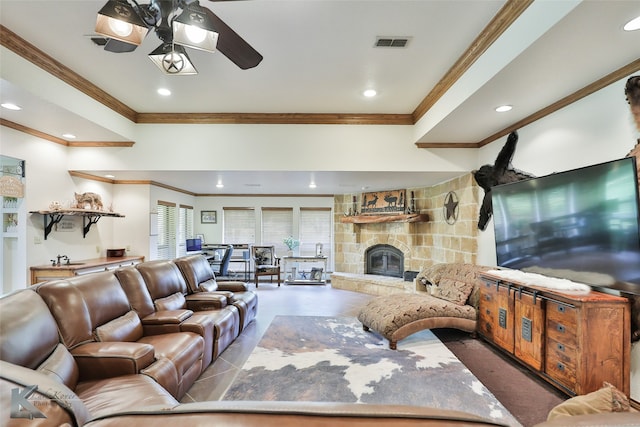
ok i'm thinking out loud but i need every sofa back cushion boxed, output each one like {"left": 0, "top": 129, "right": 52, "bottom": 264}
{"left": 37, "top": 272, "right": 132, "bottom": 349}
{"left": 136, "top": 260, "right": 189, "bottom": 301}
{"left": 115, "top": 267, "right": 156, "bottom": 318}
{"left": 0, "top": 290, "right": 60, "bottom": 369}
{"left": 174, "top": 255, "right": 218, "bottom": 293}
{"left": 94, "top": 311, "right": 143, "bottom": 342}
{"left": 154, "top": 292, "right": 187, "bottom": 311}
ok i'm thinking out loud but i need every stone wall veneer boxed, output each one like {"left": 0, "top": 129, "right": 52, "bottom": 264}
{"left": 333, "top": 173, "right": 481, "bottom": 293}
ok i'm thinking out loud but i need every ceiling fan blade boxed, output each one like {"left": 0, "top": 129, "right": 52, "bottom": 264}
{"left": 202, "top": 8, "right": 263, "bottom": 69}
{"left": 104, "top": 38, "right": 138, "bottom": 53}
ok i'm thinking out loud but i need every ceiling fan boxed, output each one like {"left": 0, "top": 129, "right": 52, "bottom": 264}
{"left": 95, "top": 0, "right": 262, "bottom": 75}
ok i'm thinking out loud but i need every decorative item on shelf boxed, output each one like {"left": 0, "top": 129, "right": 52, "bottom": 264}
{"left": 360, "top": 189, "right": 406, "bottom": 215}
{"left": 74, "top": 192, "right": 104, "bottom": 211}
{"left": 352, "top": 195, "right": 358, "bottom": 216}
{"left": 407, "top": 191, "right": 416, "bottom": 214}
{"left": 283, "top": 236, "right": 300, "bottom": 256}
{"left": 49, "top": 201, "right": 62, "bottom": 210}
{"left": 315, "top": 243, "right": 323, "bottom": 257}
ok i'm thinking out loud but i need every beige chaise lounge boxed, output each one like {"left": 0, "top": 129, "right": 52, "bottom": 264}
{"left": 358, "top": 263, "right": 491, "bottom": 349}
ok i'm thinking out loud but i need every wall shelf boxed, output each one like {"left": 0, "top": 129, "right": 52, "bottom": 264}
{"left": 340, "top": 213, "right": 429, "bottom": 224}
{"left": 29, "top": 209, "right": 125, "bottom": 240}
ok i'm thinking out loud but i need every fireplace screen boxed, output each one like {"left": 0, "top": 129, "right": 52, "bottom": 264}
{"left": 366, "top": 244, "right": 404, "bottom": 278}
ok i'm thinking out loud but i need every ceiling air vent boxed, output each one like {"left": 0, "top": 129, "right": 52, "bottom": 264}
{"left": 374, "top": 36, "right": 411, "bottom": 48}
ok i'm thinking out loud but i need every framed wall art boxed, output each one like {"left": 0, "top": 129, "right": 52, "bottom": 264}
{"left": 360, "top": 189, "right": 406, "bottom": 214}
{"left": 201, "top": 210, "right": 217, "bottom": 224}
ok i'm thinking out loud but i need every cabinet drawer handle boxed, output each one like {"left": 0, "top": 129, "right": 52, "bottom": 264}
{"left": 557, "top": 362, "right": 565, "bottom": 372}
{"left": 557, "top": 305, "right": 566, "bottom": 313}
{"left": 485, "top": 294, "right": 491, "bottom": 301}
{"left": 557, "top": 324, "right": 565, "bottom": 333}
{"left": 485, "top": 309, "right": 491, "bottom": 315}
{"left": 557, "top": 343, "right": 565, "bottom": 352}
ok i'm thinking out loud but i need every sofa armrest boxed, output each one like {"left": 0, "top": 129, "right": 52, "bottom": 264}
{"left": 142, "top": 310, "right": 193, "bottom": 325}
{"left": 216, "top": 281, "right": 249, "bottom": 292}
{"left": 71, "top": 342, "right": 155, "bottom": 381}
{"left": 185, "top": 293, "right": 227, "bottom": 311}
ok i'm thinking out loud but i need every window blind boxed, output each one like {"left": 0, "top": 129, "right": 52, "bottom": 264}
{"left": 299, "top": 207, "right": 332, "bottom": 263}
{"left": 157, "top": 201, "right": 176, "bottom": 260}
{"left": 223, "top": 208, "right": 255, "bottom": 244}
{"left": 177, "top": 204, "right": 194, "bottom": 256}
{"left": 262, "top": 208, "right": 293, "bottom": 256}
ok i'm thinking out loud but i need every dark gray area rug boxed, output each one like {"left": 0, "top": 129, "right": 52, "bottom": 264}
{"left": 222, "top": 315, "right": 522, "bottom": 426}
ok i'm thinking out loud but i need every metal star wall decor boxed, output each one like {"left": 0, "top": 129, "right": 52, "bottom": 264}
{"left": 443, "top": 191, "right": 459, "bottom": 225}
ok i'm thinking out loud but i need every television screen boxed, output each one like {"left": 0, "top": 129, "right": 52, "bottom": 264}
{"left": 186, "top": 238, "right": 202, "bottom": 252}
{"left": 492, "top": 157, "right": 640, "bottom": 294}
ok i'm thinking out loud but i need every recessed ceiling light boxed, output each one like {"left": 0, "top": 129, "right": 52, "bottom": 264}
{"left": 363, "top": 89, "right": 377, "bottom": 98}
{"left": 104, "top": 174, "right": 115, "bottom": 179}
{"left": 495, "top": 105, "right": 513, "bottom": 113}
{"left": 216, "top": 182, "right": 224, "bottom": 188}
{"left": 157, "top": 88, "right": 171, "bottom": 96}
{"left": 624, "top": 15, "right": 640, "bottom": 31}
{"left": 1, "top": 102, "right": 22, "bottom": 110}
{"left": 62, "top": 133, "right": 76, "bottom": 139}
{"left": 309, "top": 182, "right": 317, "bottom": 189}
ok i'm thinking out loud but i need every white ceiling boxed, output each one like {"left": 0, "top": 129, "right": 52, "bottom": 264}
{"left": 1, "top": 0, "right": 639, "bottom": 195}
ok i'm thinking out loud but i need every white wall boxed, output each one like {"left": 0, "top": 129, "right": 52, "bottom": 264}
{"left": 0, "top": 127, "right": 121, "bottom": 285}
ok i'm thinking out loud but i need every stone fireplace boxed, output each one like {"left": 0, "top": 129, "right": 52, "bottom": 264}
{"left": 332, "top": 173, "right": 482, "bottom": 296}
{"left": 365, "top": 244, "right": 404, "bottom": 278}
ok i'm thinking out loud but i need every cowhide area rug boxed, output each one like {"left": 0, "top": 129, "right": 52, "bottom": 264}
{"left": 221, "top": 315, "right": 521, "bottom": 426}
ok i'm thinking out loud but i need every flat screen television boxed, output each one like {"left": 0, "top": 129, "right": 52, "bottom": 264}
{"left": 186, "top": 238, "right": 202, "bottom": 252}
{"left": 492, "top": 156, "right": 640, "bottom": 295}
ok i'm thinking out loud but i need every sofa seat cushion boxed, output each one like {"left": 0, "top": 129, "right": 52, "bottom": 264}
{"left": 357, "top": 293, "right": 476, "bottom": 349}
{"left": 138, "top": 332, "right": 204, "bottom": 378}
{"left": 76, "top": 374, "right": 178, "bottom": 418}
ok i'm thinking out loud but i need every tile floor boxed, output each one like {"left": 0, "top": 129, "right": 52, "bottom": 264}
{"left": 181, "top": 282, "right": 374, "bottom": 402}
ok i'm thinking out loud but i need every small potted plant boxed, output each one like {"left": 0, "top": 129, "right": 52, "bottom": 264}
{"left": 283, "top": 236, "right": 300, "bottom": 256}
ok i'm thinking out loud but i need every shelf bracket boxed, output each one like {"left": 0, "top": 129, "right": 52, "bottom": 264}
{"left": 44, "top": 213, "right": 65, "bottom": 240}
{"left": 82, "top": 214, "right": 102, "bottom": 238}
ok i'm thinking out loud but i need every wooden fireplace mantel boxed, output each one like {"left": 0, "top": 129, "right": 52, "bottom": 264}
{"left": 339, "top": 213, "right": 429, "bottom": 224}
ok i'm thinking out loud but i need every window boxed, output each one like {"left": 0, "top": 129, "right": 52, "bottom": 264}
{"left": 223, "top": 208, "right": 255, "bottom": 244}
{"left": 299, "top": 208, "right": 332, "bottom": 264}
{"left": 157, "top": 201, "right": 176, "bottom": 260}
{"left": 177, "top": 204, "right": 194, "bottom": 256}
{"left": 262, "top": 208, "right": 293, "bottom": 256}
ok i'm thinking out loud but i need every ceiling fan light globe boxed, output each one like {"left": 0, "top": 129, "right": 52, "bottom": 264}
{"left": 95, "top": 1, "right": 148, "bottom": 45}
{"left": 185, "top": 25, "right": 207, "bottom": 44}
{"left": 172, "top": 7, "right": 218, "bottom": 53}
{"left": 108, "top": 19, "right": 133, "bottom": 37}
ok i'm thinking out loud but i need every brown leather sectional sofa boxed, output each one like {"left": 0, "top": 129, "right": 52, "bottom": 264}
{"left": 0, "top": 255, "right": 516, "bottom": 426}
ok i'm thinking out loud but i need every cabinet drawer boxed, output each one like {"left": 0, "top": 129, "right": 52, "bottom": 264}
{"left": 546, "top": 301, "right": 577, "bottom": 345}
{"left": 546, "top": 337, "right": 577, "bottom": 390}
{"left": 478, "top": 290, "right": 496, "bottom": 338}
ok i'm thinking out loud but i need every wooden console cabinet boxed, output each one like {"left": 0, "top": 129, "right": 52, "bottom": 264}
{"left": 478, "top": 271, "right": 631, "bottom": 396}
{"left": 30, "top": 256, "right": 144, "bottom": 285}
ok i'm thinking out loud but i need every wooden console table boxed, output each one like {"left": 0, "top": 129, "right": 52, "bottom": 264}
{"left": 478, "top": 271, "right": 631, "bottom": 396}
{"left": 30, "top": 256, "right": 144, "bottom": 285}
{"left": 282, "top": 255, "right": 328, "bottom": 285}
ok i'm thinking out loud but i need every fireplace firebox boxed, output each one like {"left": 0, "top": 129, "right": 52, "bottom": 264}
{"left": 365, "top": 244, "right": 404, "bottom": 278}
